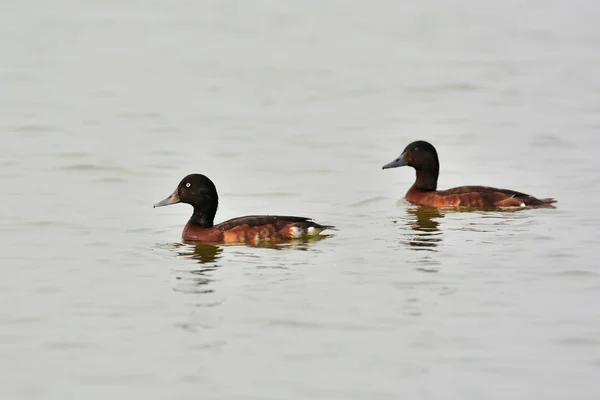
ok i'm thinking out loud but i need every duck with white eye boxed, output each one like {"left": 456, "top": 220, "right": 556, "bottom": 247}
{"left": 153, "top": 173, "right": 336, "bottom": 243}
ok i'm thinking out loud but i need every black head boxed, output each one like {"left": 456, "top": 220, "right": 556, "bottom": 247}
{"left": 153, "top": 174, "right": 219, "bottom": 227}
{"left": 382, "top": 140, "right": 440, "bottom": 190}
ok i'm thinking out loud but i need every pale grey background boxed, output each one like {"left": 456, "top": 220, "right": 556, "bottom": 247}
{"left": 1, "top": 0, "right": 599, "bottom": 399}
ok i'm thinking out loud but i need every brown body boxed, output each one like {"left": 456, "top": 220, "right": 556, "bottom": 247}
{"left": 383, "top": 140, "right": 556, "bottom": 209}
{"left": 405, "top": 185, "right": 555, "bottom": 208}
{"left": 182, "top": 215, "right": 327, "bottom": 243}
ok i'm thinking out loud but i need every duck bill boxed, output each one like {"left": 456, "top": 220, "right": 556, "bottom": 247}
{"left": 153, "top": 190, "right": 180, "bottom": 208}
{"left": 382, "top": 152, "right": 409, "bottom": 170}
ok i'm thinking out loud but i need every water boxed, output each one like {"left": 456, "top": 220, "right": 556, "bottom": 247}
{"left": 2, "top": 0, "right": 600, "bottom": 399}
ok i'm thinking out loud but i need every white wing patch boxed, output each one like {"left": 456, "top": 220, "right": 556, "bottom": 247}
{"left": 290, "top": 226, "right": 304, "bottom": 238}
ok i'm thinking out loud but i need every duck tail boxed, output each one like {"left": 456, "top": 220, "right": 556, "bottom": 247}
{"left": 530, "top": 197, "right": 557, "bottom": 208}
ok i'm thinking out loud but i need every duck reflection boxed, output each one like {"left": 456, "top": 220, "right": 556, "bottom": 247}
{"left": 172, "top": 244, "right": 223, "bottom": 294}
{"left": 401, "top": 205, "right": 532, "bottom": 252}
{"left": 405, "top": 207, "right": 444, "bottom": 251}
{"left": 176, "top": 243, "right": 223, "bottom": 264}
{"left": 180, "top": 234, "right": 332, "bottom": 252}
{"left": 171, "top": 235, "right": 331, "bottom": 294}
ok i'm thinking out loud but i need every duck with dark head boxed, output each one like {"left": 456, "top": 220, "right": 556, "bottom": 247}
{"left": 154, "top": 174, "right": 335, "bottom": 244}
{"left": 382, "top": 140, "right": 556, "bottom": 208}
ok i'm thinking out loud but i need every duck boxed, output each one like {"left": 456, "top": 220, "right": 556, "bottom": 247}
{"left": 382, "top": 140, "right": 556, "bottom": 208}
{"left": 153, "top": 174, "right": 335, "bottom": 243}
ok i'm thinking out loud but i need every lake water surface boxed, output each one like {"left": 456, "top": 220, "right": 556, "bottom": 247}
{"left": 2, "top": 1, "right": 600, "bottom": 399}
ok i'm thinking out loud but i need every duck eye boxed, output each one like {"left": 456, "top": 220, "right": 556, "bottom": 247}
{"left": 414, "top": 147, "right": 419, "bottom": 151}
{"left": 185, "top": 182, "right": 191, "bottom": 188}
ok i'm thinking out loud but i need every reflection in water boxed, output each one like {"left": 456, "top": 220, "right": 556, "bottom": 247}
{"left": 405, "top": 207, "right": 444, "bottom": 251}
{"left": 177, "top": 243, "right": 223, "bottom": 264}
{"left": 181, "top": 233, "right": 333, "bottom": 252}
{"left": 397, "top": 206, "right": 534, "bottom": 272}
{"left": 170, "top": 235, "right": 332, "bottom": 294}
{"left": 400, "top": 205, "right": 534, "bottom": 252}
{"left": 391, "top": 207, "right": 445, "bottom": 272}
{"left": 172, "top": 244, "right": 223, "bottom": 294}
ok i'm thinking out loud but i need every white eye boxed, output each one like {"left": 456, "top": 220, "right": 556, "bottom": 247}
{"left": 415, "top": 147, "right": 419, "bottom": 151}
{"left": 185, "top": 182, "right": 191, "bottom": 188}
